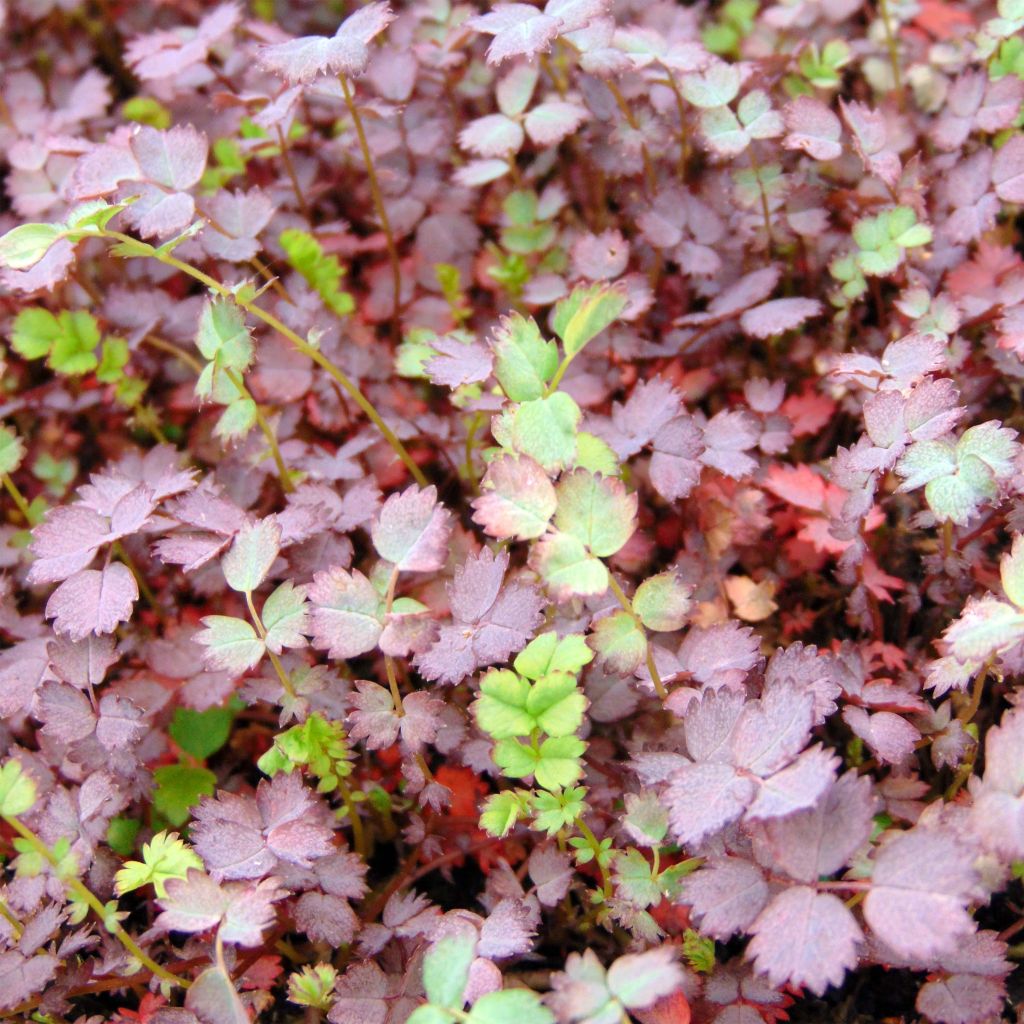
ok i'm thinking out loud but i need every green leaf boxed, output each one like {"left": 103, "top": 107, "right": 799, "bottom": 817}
{"left": 514, "top": 631, "right": 593, "bottom": 680}
{"left": 152, "top": 765, "right": 216, "bottom": 827}
{"left": 0, "top": 222, "right": 62, "bottom": 270}
{"left": 123, "top": 96, "right": 172, "bottom": 128}
{"left": 407, "top": 1008, "right": 456, "bottom": 1024}
{"left": 589, "top": 611, "right": 647, "bottom": 673}
{"left": 531, "top": 532, "right": 608, "bottom": 600}
{"left": 525, "top": 672, "right": 586, "bottom": 737}
{"left": 480, "top": 790, "right": 530, "bottom": 837}
{"left": 683, "top": 929, "right": 716, "bottom": 974}
{"left": 222, "top": 518, "right": 280, "bottom": 593}
{"left": 633, "top": 572, "right": 693, "bottom": 631}
{"left": 259, "top": 713, "right": 352, "bottom": 793}
{"left": 475, "top": 670, "right": 534, "bottom": 739}
{"left": 510, "top": 393, "right": 581, "bottom": 472}
{"left": 680, "top": 63, "right": 742, "bottom": 108}
{"left": 1002, "top": 534, "right": 1024, "bottom": 610}
{"left": 96, "top": 337, "right": 130, "bottom": 383}
{"left": 196, "top": 616, "right": 265, "bottom": 674}
{"left": 49, "top": 311, "right": 101, "bottom": 376}
{"left": 0, "top": 426, "right": 25, "bottom": 475}
{"left": 262, "top": 581, "right": 309, "bottom": 653}
{"left": 422, "top": 930, "right": 476, "bottom": 1008}
{"left": 573, "top": 432, "right": 620, "bottom": 476}
{"left": 531, "top": 786, "right": 587, "bottom": 834}
{"left": 491, "top": 313, "right": 558, "bottom": 402}
{"left": 170, "top": 705, "right": 235, "bottom": 761}
{"left": 214, "top": 397, "right": 257, "bottom": 440}
{"left": 622, "top": 792, "right": 668, "bottom": 847}
{"left": 114, "top": 830, "right": 204, "bottom": 897}
{"left": 494, "top": 736, "right": 585, "bottom": 790}
{"left": 553, "top": 469, "right": 637, "bottom": 557}
{"left": 0, "top": 760, "right": 37, "bottom": 816}
{"left": 613, "top": 849, "right": 661, "bottom": 907}
{"left": 106, "top": 816, "right": 141, "bottom": 857}
{"left": 279, "top": 229, "right": 355, "bottom": 317}
{"left": 468, "top": 989, "right": 555, "bottom": 1024}
{"left": 551, "top": 284, "right": 627, "bottom": 358}
{"left": 11, "top": 308, "right": 61, "bottom": 360}
{"left": 288, "top": 964, "right": 340, "bottom": 1011}
{"left": 195, "top": 298, "right": 253, "bottom": 371}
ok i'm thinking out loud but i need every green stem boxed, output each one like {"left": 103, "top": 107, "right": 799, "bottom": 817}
{"left": 576, "top": 818, "right": 612, "bottom": 898}
{"left": 2, "top": 473, "right": 33, "bottom": 524}
{"left": 339, "top": 75, "right": 403, "bottom": 326}
{"left": 0, "top": 898, "right": 23, "bottom": 938}
{"left": 223, "top": 368, "right": 295, "bottom": 493}
{"left": 877, "top": 0, "right": 904, "bottom": 99}
{"left": 99, "top": 231, "right": 427, "bottom": 487}
{"left": 111, "top": 540, "right": 161, "bottom": 616}
{"left": 141, "top": 333, "right": 204, "bottom": 374}
{"left": 276, "top": 125, "right": 312, "bottom": 223}
{"left": 337, "top": 779, "right": 367, "bottom": 861}
{"left": 245, "top": 591, "right": 297, "bottom": 698}
{"left": 958, "top": 657, "right": 994, "bottom": 725}
{"left": 606, "top": 573, "right": 668, "bottom": 702}
{"left": 383, "top": 567, "right": 405, "bottom": 716}
{"left": 2, "top": 815, "right": 186, "bottom": 989}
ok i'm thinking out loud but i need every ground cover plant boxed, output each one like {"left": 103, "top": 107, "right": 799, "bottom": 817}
{"left": 3, "top": 0, "right": 1024, "bottom": 1021}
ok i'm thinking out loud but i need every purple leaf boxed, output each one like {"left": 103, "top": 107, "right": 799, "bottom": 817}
{"left": 747, "top": 887, "right": 862, "bottom": 996}
{"left": 992, "top": 135, "right": 1024, "bottom": 204}
{"left": 665, "top": 762, "right": 756, "bottom": 846}
{"left": 740, "top": 298, "right": 823, "bottom": 340}
{"left": 916, "top": 974, "right": 1006, "bottom": 1024}
{"left": 417, "top": 548, "right": 544, "bottom": 684}
{"left": 467, "top": 4, "right": 561, "bottom": 65}
{"left": 783, "top": 97, "right": 843, "bottom": 161}
{"left": 864, "top": 830, "right": 978, "bottom": 960}
{"left": 308, "top": 568, "right": 382, "bottom": 659}
{"left": 681, "top": 859, "right": 769, "bottom": 940}
{"left": 44, "top": 564, "right": 138, "bottom": 640}
{"left": 257, "top": 2, "right": 395, "bottom": 83}
{"left": 678, "top": 621, "right": 760, "bottom": 689}
{"left": 424, "top": 336, "right": 495, "bottom": 388}
{"left": 371, "top": 485, "right": 453, "bottom": 573}
{"left": 28, "top": 505, "right": 109, "bottom": 584}
{"left": 755, "top": 770, "right": 877, "bottom": 882}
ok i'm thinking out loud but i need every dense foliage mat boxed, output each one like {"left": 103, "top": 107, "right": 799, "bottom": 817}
{"left": 2, "top": 0, "right": 1024, "bottom": 1021}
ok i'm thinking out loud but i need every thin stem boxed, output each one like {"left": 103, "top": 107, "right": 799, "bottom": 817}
{"left": 276, "top": 126, "right": 312, "bottom": 222}
{"left": 339, "top": 75, "right": 402, "bottom": 327}
{"left": 958, "top": 657, "right": 993, "bottom": 725}
{"left": 656, "top": 67, "right": 690, "bottom": 182}
{"left": 877, "top": 0, "right": 904, "bottom": 100}
{"left": 337, "top": 779, "right": 367, "bottom": 860}
{"left": 111, "top": 541, "right": 160, "bottom": 616}
{"left": 245, "top": 591, "right": 297, "bottom": 698}
{"left": 0, "top": 899, "right": 23, "bottom": 938}
{"left": 2, "top": 473, "right": 33, "bottom": 524}
{"left": 576, "top": 819, "right": 612, "bottom": 898}
{"left": 3, "top": 815, "right": 186, "bottom": 989}
{"left": 100, "top": 231, "right": 427, "bottom": 486}
{"left": 250, "top": 257, "right": 293, "bottom": 305}
{"left": 942, "top": 519, "right": 955, "bottom": 560}
{"left": 383, "top": 567, "right": 405, "bottom": 715}
{"left": 222, "top": 368, "right": 295, "bottom": 493}
{"left": 604, "top": 79, "right": 657, "bottom": 195}
{"left": 747, "top": 147, "right": 774, "bottom": 251}
{"left": 141, "top": 333, "right": 204, "bottom": 374}
{"left": 607, "top": 573, "right": 668, "bottom": 702}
